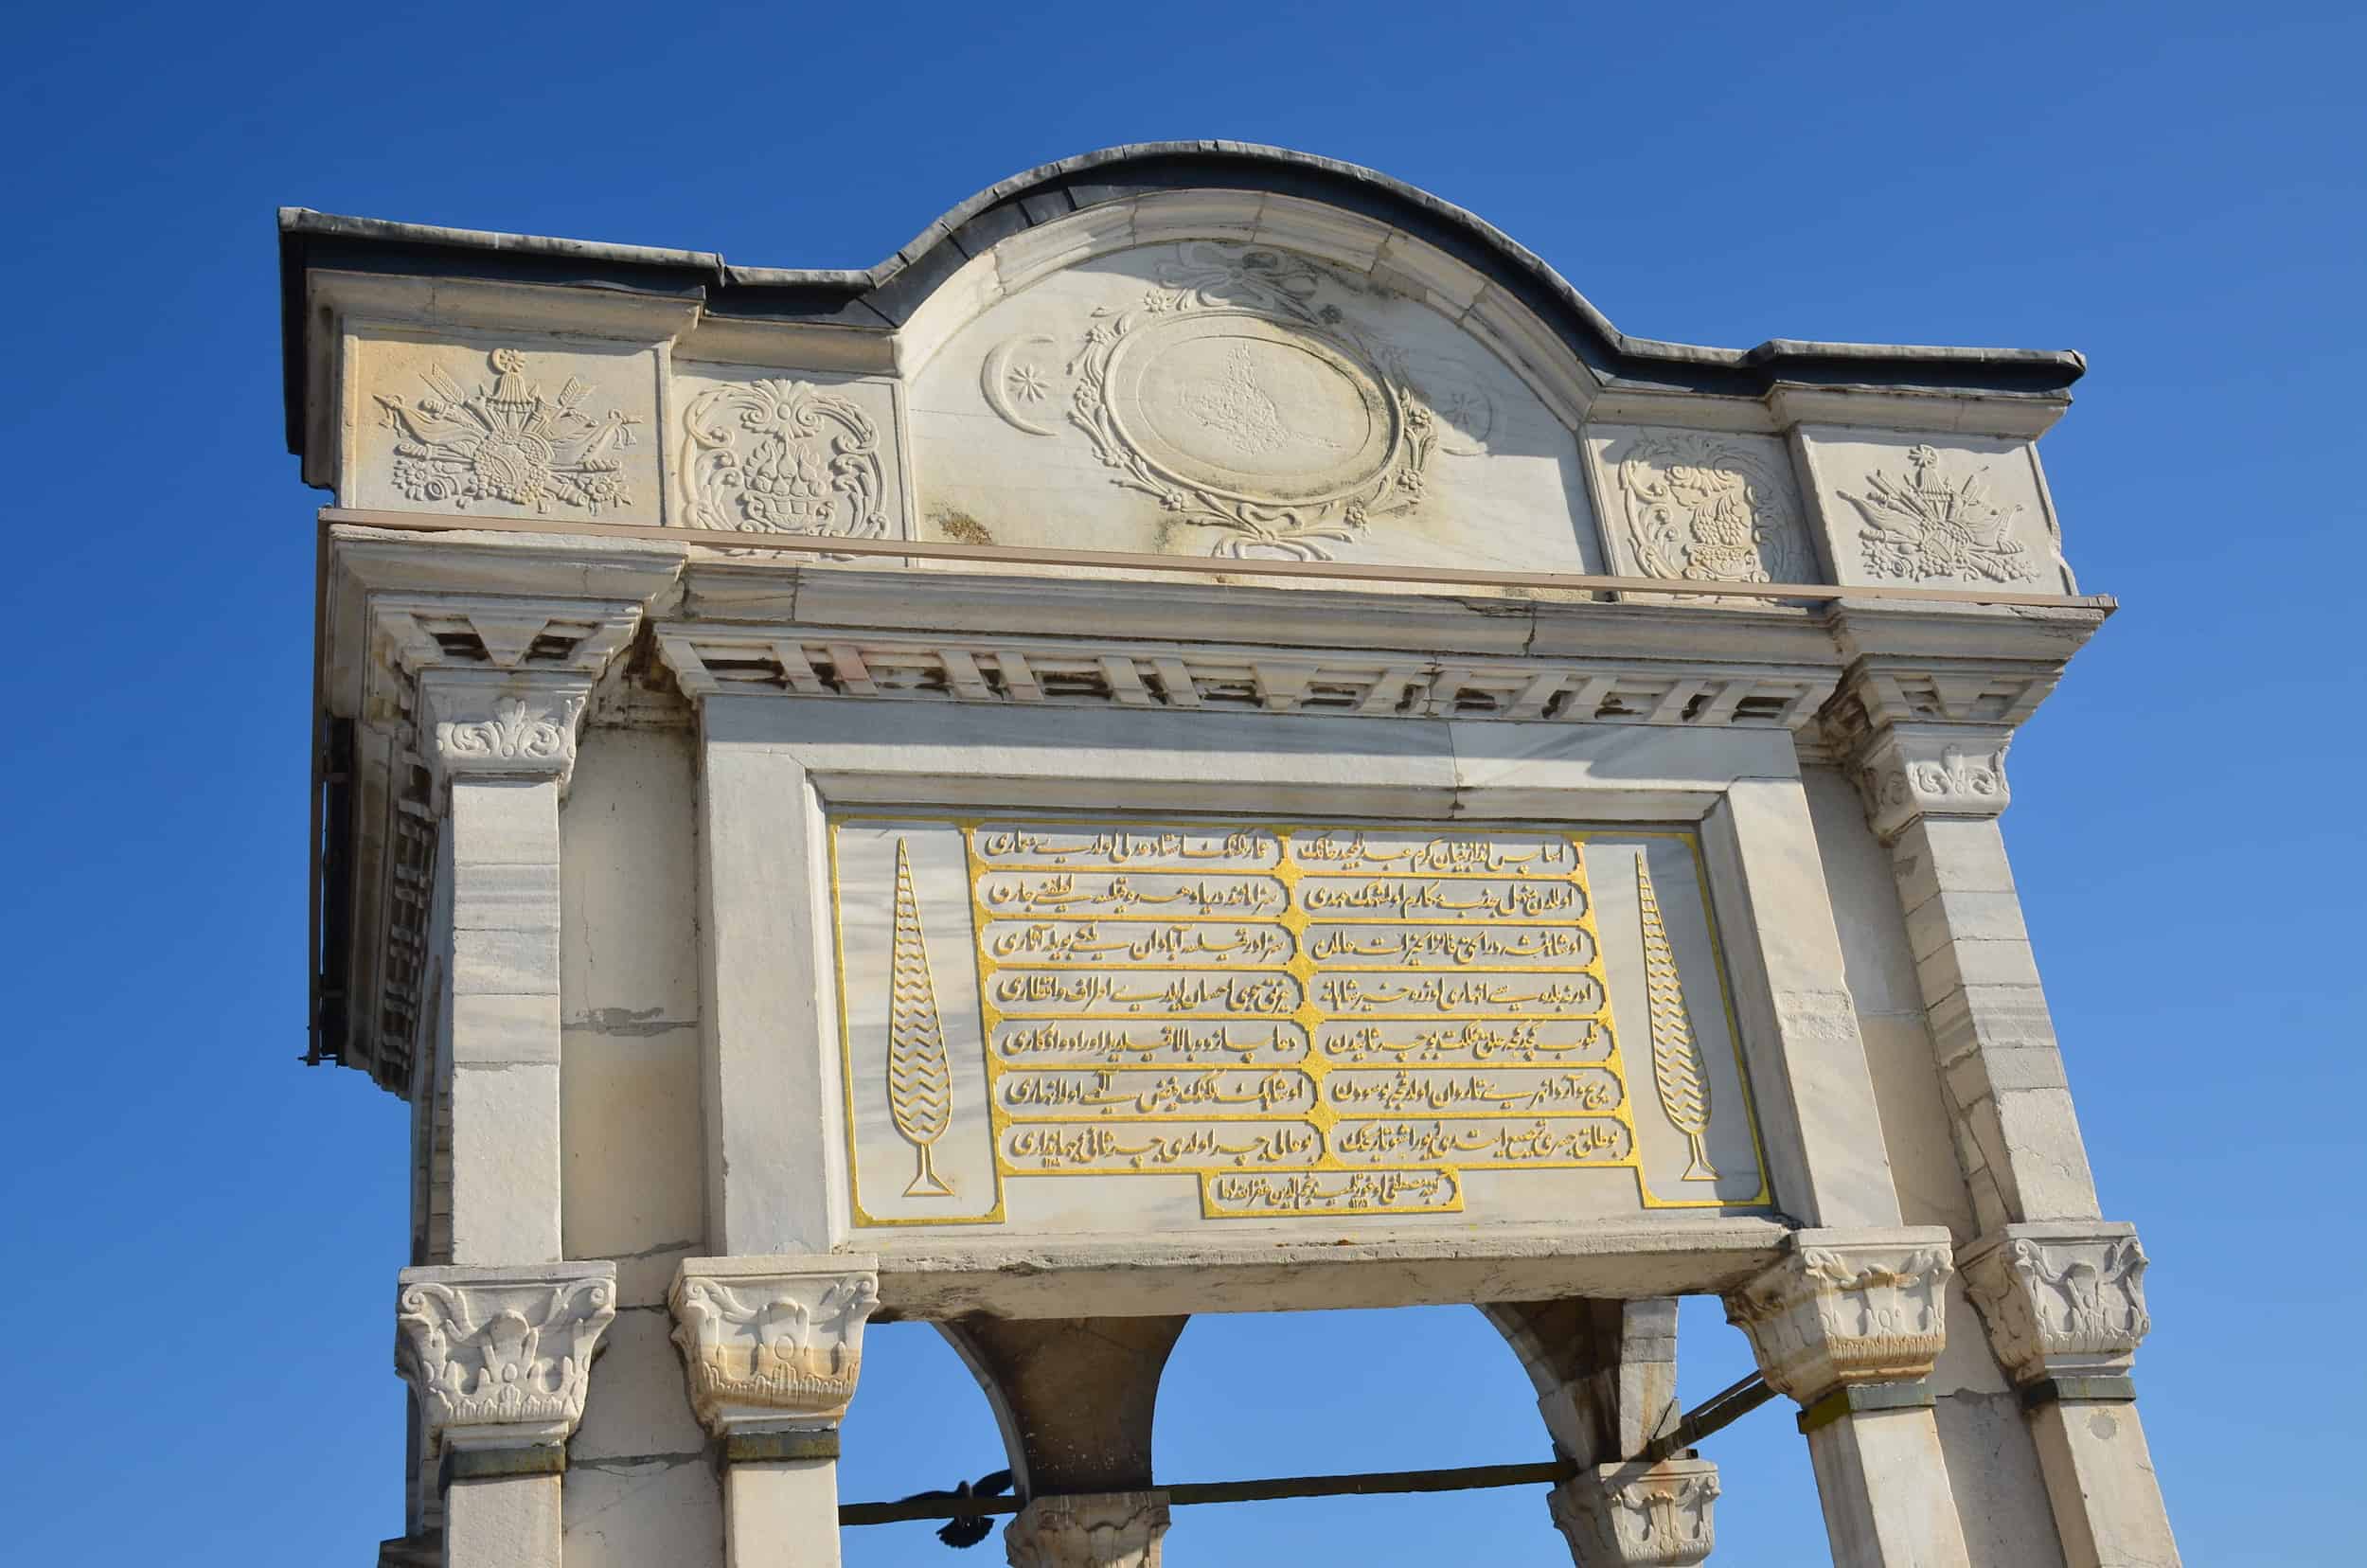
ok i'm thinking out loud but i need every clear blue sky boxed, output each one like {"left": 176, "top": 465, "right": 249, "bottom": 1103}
{"left": 3, "top": 3, "right": 2358, "bottom": 1562}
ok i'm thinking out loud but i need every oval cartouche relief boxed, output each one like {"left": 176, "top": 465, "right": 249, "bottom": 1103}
{"left": 1108, "top": 312, "right": 1397, "bottom": 505}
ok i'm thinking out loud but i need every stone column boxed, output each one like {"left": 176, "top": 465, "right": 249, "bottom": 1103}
{"left": 670, "top": 1256, "right": 881, "bottom": 1568}
{"left": 1842, "top": 678, "right": 2182, "bottom": 1562}
{"left": 1725, "top": 1229, "right": 1970, "bottom": 1568}
{"left": 418, "top": 668, "right": 595, "bottom": 1265}
{"left": 395, "top": 1261, "right": 618, "bottom": 1568}
{"left": 938, "top": 1315, "right": 1186, "bottom": 1568}
{"left": 1964, "top": 1224, "right": 2178, "bottom": 1568}
{"left": 1484, "top": 1298, "right": 1717, "bottom": 1566}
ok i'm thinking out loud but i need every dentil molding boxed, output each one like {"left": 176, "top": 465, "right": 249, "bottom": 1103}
{"left": 668, "top": 1255, "right": 881, "bottom": 1433}
{"left": 1961, "top": 1221, "right": 2151, "bottom": 1386}
{"left": 1548, "top": 1459, "right": 1718, "bottom": 1568}
{"left": 1722, "top": 1228, "right": 1955, "bottom": 1404}
{"left": 394, "top": 1262, "right": 617, "bottom": 1449}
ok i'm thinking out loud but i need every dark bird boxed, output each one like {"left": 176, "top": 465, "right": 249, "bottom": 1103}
{"left": 896, "top": 1468, "right": 1014, "bottom": 1548}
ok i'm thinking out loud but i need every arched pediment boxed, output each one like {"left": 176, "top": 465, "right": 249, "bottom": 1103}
{"left": 902, "top": 203, "right": 1604, "bottom": 567}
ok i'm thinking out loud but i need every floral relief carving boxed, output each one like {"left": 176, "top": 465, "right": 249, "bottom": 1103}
{"left": 1854, "top": 731, "right": 2011, "bottom": 840}
{"left": 981, "top": 242, "right": 1441, "bottom": 561}
{"left": 1964, "top": 1228, "right": 2151, "bottom": 1383}
{"left": 1004, "top": 1492, "right": 1170, "bottom": 1568}
{"left": 433, "top": 693, "right": 584, "bottom": 771}
{"left": 376, "top": 348, "right": 641, "bottom": 515}
{"left": 1613, "top": 434, "right": 1809, "bottom": 584}
{"left": 1550, "top": 1460, "right": 1719, "bottom": 1568}
{"left": 395, "top": 1271, "right": 616, "bottom": 1439}
{"left": 1841, "top": 444, "right": 2036, "bottom": 583}
{"left": 669, "top": 1266, "right": 881, "bottom": 1428}
{"left": 681, "top": 380, "right": 890, "bottom": 539}
{"left": 1725, "top": 1239, "right": 1953, "bottom": 1402}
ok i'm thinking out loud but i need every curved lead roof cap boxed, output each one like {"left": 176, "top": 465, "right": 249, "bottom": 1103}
{"left": 278, "top": 139, "right": 2083, "bottom": 454}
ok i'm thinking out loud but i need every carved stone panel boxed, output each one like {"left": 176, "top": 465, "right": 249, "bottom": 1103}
{"left": 669, "top": 364, "right": 909, "bottom": 543}
{"left": 911, "top": 240, "right": 1603, "bottom": 572}
{"left": 351, "top": 336, "right": 661, "bottom": 524}
{"left": 1793, "top": 428, "right": 2074, "bottom": 593}
{"left": 827, "top": 815, "right": 1769, "bottom": 1237}
{"left": 1586, "top": 428, "right": 1818, "bottom": 586}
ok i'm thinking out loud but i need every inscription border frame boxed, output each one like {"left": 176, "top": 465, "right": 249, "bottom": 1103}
{"left": 827, "top": 808, "right": 1772, "bottom": 1232}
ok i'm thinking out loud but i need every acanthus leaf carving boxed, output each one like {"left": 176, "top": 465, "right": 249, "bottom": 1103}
{"left": 668, "top": 1259, "right": 881, "bottom": 1430}
{"left": 376, "top": 348, "right": 641, "bottom": 516}
{"left": 1004, "top": 1491, "right": 1170, "bottom": 1568}
{"left": 1723, "top": 1232, "right": 1954, "bottom": 1403}
{"left": 1613, "top": 433, "right": 1809, "bottom": 585}
{"left": 1962, "top": 1223, "right": 2151, "bottom": 1385}
{"left": 394, "top": 1265, "right": 616, "bottom": 1445}
{"left": 1548, "top": 1459, "right": 1718, "bottom": 1568}
{"left": 1851, "top": 726, "right": 2012, "bottom": 842}
{"left": 681, "top": 380, "right": 889, "bottom": 541}
{"left": 1841, "top": 444, "right": 2035, "bottom": 584}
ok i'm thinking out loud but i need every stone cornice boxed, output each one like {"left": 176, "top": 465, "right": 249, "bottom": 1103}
{"left": 668, "top": 1255, "right": 881, "bottom": 1434}
{"left": 394, "top": 1262, "right": 617, "bottom": 1452}
{"left": 1722, "top": 1228, "right": 1955, "bottom": 1404}
{"left": 1961, "top": 1222, "right": 2151, "bottom": 1386}
{"left": 656, "top": 623, "right": 1840, "bottom": 730}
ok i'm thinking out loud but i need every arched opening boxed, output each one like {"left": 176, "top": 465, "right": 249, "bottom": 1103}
{"left": 838, "top": 1322, "right": 1014, "bottom": 1566}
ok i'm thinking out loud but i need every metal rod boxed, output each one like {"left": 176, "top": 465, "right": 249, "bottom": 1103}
{"left": 319, "top": 505, "right": 2116, "bottom": 613}
{"left": 840, "top": 1375, "right": 1776, "bottom": 1526}
{"left": 1643, "top": 1372, "right": 1778, "bottom": 1463}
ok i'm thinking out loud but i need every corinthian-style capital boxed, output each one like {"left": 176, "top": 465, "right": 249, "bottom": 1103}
{"left": 1961, "top": 1221, "right": 2151, "bottom": 1386}
{"left": 394, "top": 1262, "right": 617, "bottom": 1451}
{"left": 1850, "top": 723, "right": 2013, "bottom": 842}
{"left": 1004, "top": 1491, "right": 1170, "bottom": 1568}
{"left": 1548, "top": 1458, "right": 1718, "bottom": 1567}
{"left": 418, "top": 670, "right": 594, "bottom": 790}
{"left": 668, "top": 1255, "right": 881, "bottom": 1434}
{"left": 1723, "top": 1228, "right": 1954, "bottom": 1404}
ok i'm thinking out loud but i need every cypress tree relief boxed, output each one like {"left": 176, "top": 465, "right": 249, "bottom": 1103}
{"left": 887, "top": 838, "right": 955, "bottom": 1197}
{"left": 1638, "top": 854, "right": 1718, "bottom": 1181}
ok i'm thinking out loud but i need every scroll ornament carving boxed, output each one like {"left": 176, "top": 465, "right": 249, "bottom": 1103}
{"left": 1854, "top": 729, "right": 2011, "bottom": 840}
{"left": 1004, "top": 1492, "right": 1170, "bottom": 1568}
{"left": 1963, "top": 1228, "right": 2151, "bottom": 1384}
{"left": 376, "top": 348, "right": 641, "bottom": 515}
{"left": 669, "top": 1266, "right": 881, "bottom": 1428}
{"left": 1614, "top": 434, "right": 1809, "bottom": 584}
{"left": 395, "top": 1272, "right": 616, "bottom": 1441}
{"left": 984, "top": 242, "right": 1438, "bottom": 561}
{"left": 1841, "top": 444, "right": 2036, "bottom": 583}
{"left": 433, "top": 693, "right": 586, "bottom": 775}
{"left": 681, "top": 380, "right": 889, "bottom": 540}
{"left": 1549, "top": 1460, "right": 1718, "bottom": 1568}
{"left": 1724, "top": 1239, "right": 1953, "bottom": 1403}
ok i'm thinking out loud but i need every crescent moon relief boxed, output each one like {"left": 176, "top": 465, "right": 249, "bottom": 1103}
{"left": 981, "top": 333, "right": 1064, "bottom": 437}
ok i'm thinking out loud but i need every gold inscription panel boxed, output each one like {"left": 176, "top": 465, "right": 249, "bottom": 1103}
{"left": 831, "top": 815, "right": 1770, "bottom": 1229}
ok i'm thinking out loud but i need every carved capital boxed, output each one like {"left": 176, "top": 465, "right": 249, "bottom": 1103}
{"left": 1961, "top": 1221, "right": 2151, "bottom": 1385}
{"left": 418, "top": 671, "right": 594, "bottom": 789}
{"left": 1548, "top": 1459, "right": 1718, "bottom": 1568}
{"left": 1003, "top": 1491, "right": 1170, "bottom": 1568}
{"left": 1723, "top": 1228, "right": 1954, "bottom": 1404}
{"left": 668, "top": 1255, "right": 881, "bottom": 1434}
{"left": 1850, "top": 723, "right": 2013, "bottom": 842}
{"left": 394, "top": 1262, "right": 617, "bottom": 1451}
